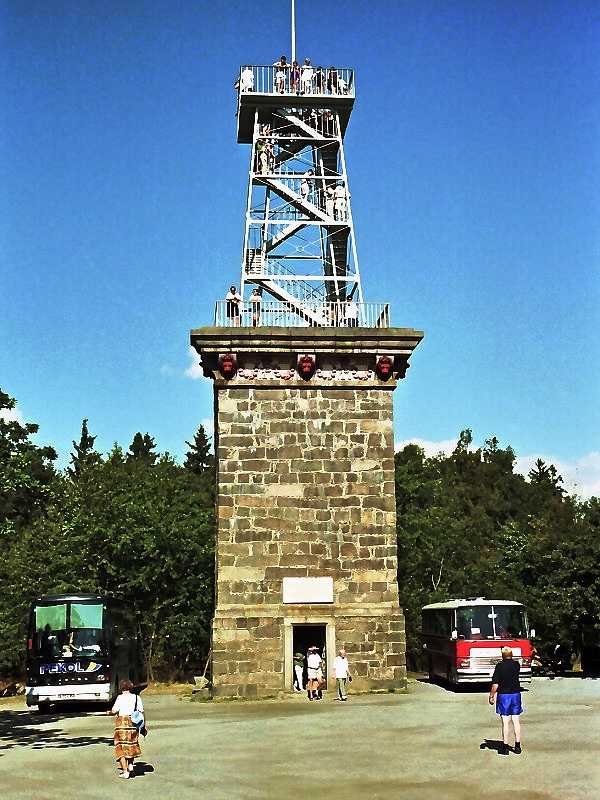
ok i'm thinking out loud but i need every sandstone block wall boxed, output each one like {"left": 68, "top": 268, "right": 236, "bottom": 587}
{"left": 212, "top": 385, "right": 406, "bottom": 697}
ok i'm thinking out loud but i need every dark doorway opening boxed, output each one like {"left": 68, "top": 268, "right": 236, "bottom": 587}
{"left": 292, "top": 624, "right": 327, "bottom": 690}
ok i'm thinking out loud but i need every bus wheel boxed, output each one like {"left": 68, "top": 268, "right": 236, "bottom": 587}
{"left": 37, "top": 702, "right": 51, "bottom": 714}
{"left": 446, "top": 666, "right": 458, "bottom": 688}
{"left": 427, "top": 656, "right": 435, "bottom": 682}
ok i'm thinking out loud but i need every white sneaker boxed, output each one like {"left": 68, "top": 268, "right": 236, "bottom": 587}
{"left": 119, "top": 772, "right": 129, "bottom": 779}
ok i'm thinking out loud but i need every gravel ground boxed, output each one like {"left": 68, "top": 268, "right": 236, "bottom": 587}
{"left": 0, "top": 677, "right": 598, "bottom": 800}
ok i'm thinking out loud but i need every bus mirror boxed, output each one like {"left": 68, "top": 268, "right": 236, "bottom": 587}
{"left": 530, "top": 628, "right": 536, "bottom": 638}
{"left": 451, "top": 629, "right": 458, "bottom": 641}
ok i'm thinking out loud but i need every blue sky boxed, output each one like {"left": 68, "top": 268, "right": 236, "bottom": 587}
{"left": 2, "top": 1, "right": 599, "bottom": 495}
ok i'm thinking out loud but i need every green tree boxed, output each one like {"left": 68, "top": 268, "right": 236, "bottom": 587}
{"left": 127, "top": 432, "right": 158, "bottom": 465}
{"left": 184, "top": 425, "right": 214, "bottom": 474}
{"left": 0, "top": 389, "right": 57, "bottom": 534}
{"left": 68, "top": 418, "right": 101, "bottom": 479}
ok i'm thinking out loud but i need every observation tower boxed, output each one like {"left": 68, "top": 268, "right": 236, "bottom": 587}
{"left": 191, "top": 49, "right": 423, "bottom": 698}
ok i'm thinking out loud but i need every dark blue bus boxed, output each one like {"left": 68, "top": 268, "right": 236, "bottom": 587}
{"left": 26, "top": 593, "right": 146, "bottom": 711}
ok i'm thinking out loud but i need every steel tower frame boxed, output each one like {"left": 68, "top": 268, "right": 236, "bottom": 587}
{"left": 236, "top": 68, "right": 362, "bottom": 326}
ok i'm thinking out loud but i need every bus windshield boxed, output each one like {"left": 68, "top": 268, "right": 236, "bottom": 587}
{"left": 456, "top": 605, "right": 527, "bottom": 640}
{"left": 33, "top": 602, "right": 106, "bottom": 659}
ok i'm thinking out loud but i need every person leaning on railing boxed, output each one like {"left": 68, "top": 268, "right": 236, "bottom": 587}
{"left": 301, "top": 58, "right": 313, "bottom": 94}
{"left": 273, "top": 55, "right": 289, "bottom": 93}
{"left": 225, "top": 285, "right": 242, "bottom": 327}
{"left": 344, "top": 297, "right": 359, "bottom": 327}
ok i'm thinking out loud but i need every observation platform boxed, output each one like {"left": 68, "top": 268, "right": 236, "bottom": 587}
{"left": 214, "top": 300, "right": 389, "bottom": 328}
{"left": 236, "top": 64, "right": 355, "bottom": 143}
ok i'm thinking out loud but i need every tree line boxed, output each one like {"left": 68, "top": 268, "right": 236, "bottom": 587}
{"left": 1, "top": 388, "right": 598, "bottom": 678}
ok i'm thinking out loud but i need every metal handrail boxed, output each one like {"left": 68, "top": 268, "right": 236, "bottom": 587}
{"left": 237, "top": 65, "right": 355, "bottom": 99}
{"left": 215, "top": 300, "right": 389, "bottom": 328}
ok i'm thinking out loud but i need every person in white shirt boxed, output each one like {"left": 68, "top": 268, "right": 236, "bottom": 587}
{"left": 334, "top": 648, "right": 351, "bottom": 700}
{"left": 301, "top": 58, "right": 314, "bottom": 94}
{"left": 106, "top": 679, "right": 145, "bottom": 778}
{"left": 344, "top": 296, "right": 359, "bottom": 327}
{"left": 306, "top": 646, "right": 322, "bottom": 701}
{"left": 325, "top": 184, "right": 335, "bottom": 218}
{"left": 239, "top": 66, "right": 254, "bottom": 92}
{"left": 334, "top": 180, "right": 349, "bottom": 221}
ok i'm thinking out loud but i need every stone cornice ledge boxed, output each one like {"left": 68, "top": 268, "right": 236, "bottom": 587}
{"left": 190, "top": 326, "right": 424, "bottom": 356}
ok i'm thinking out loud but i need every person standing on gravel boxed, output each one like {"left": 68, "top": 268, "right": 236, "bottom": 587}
{"left": 488, "top": 646, "right": 523, "bottom": 755}
{"left": 334, "top": 648, "right": 351, "bottom": 700}
{"left": 307, "top": 646, "right": 322, "bottom": 701}
{"left": 107, "top": 679, "right": 145, "bottom": 778}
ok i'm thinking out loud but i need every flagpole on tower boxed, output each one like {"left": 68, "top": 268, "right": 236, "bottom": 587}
{"left": 291, "top": 0, "right": 296, "bottom": 64}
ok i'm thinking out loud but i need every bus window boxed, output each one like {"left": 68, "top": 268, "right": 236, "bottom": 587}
{"left": 35, "top": 605, "right": 67, "bottom": 659}
{"left": 494, "top": 605, "right": 527, "bottom": 638}
{"left": 71, "top": 603, "right": 103, "bottom": 629}
{"left": 422, "top": 610, "right": 451, "bottom": 636}
{"left": 456, "top": 606, "right": 494, "bottom": 639}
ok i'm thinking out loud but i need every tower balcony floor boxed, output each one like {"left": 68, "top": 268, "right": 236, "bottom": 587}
{"left": 236, "top": 65, "right": 355, "bottom": 143}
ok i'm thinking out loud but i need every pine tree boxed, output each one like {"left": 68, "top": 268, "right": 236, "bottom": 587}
{"left": 127, "top": 432, "right": 158, "bottom": 465}
{"left": 184, "top": 425, "right": 214, "bottom": 474}
{"left": 68, "top": 418, "right": 101, "bottom": 479}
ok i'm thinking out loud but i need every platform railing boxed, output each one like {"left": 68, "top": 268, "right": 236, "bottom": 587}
{"left": 237, "top": 65, "right": 355, "bottom": 98}
{"left": 214, "top": 300, "right": 389, "bottom": 328}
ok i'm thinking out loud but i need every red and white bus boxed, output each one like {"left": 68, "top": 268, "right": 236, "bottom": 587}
{"left": 421, "top": 598, "right": 533, "bottom": 685}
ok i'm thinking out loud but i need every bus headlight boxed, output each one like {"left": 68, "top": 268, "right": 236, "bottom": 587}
{"left": 459, "top": 658, "right": 470, "bottom": 668}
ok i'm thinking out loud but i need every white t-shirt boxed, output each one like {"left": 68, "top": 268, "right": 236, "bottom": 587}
{"left": 307, "top": 652, "right": 322, "bottom": 678}
{"left": 112, "top": 691, "right": 144, "bottom": 717}
{"left": 345, "top": 301, "right": 358, "bottom": 320}
{"left": 334, "top": 656, "right": 349, "bottom": 679}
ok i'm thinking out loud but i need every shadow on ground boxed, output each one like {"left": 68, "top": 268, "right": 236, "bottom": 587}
{"left": 0, "top": 706, "right": 112, "bottom": 755}
{"left": 131, "top": 761, "right": 155, "bottom": 778}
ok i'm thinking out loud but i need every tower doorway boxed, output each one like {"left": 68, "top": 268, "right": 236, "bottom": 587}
{"left": 292, "top": 623, "right": 327, "bottom": 690}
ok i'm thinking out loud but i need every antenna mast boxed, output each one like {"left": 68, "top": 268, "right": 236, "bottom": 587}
{"left": 291, "top": 0, "right": 296, "bottom": 64}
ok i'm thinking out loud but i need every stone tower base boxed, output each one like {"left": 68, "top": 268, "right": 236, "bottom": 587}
{"left": 191, "top": 327, "right": 423, "bottom": 698}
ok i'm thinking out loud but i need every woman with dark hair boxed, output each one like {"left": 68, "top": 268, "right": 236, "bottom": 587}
{"left": 106, "top": 679, "right": 145, "bottom": 779}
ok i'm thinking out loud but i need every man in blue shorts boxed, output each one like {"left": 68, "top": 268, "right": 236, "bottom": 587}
{"left": 489, "top": 646, "right": 523, "bottom": 755}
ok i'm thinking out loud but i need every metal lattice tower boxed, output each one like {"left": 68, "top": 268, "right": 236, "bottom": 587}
{"left": 235, "top": 65, "right": 364, "bottom": 326}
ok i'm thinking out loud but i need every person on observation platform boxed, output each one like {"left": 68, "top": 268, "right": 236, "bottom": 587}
{"left": 250, "top": 287, "right": 262, "bottom": 327}
{"left": 488, "top": 646, "right": 523, "bottom": 755}
{"left": 290, "top": 60, "right": 301, "bottom": 94}
{"left": 225, "top": 285, "right": 242, "bottom": 326}
{"left": 344, "top": 296, "right": 359, "bottom": 327}
{"left": 273, "top": 55, "right": 288, "bottom": 93}
{"left": 313, "top": 67, "right": 325, "bottom": 93}
{"left": 301, "top": 58, "right": 314, "bottom": 94}
{"left": 327, "top": 66, "right": 339, "bottom": 94}
{"left": 239, "top": 66, "right": 254, "bottom": 92}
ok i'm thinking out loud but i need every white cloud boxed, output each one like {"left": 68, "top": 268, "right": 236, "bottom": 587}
{"left": 185, "top": 346, "right": 204, "bottom": 380}
{"left": 395, "top": 437, "right": 457, "bottom": 458}
{"left": 0, "top": 405, "right": 24, "bottom": 425}
{"left": 514, "top": 451, "right": 600, "bottom": 500}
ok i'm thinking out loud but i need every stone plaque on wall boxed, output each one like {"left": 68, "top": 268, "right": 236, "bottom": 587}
{"left": 282, "top": 577, "right": 334, "bottom": 604}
